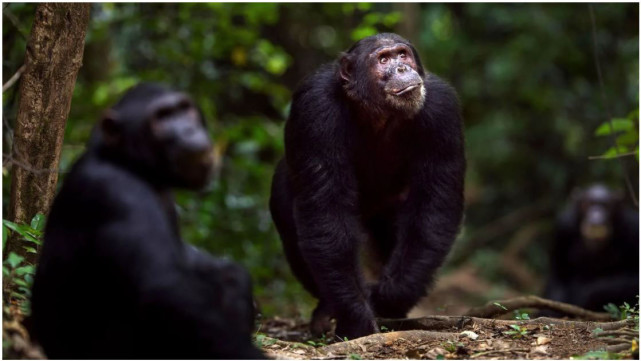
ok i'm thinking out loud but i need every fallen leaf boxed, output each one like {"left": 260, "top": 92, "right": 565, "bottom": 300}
{"left": 536, "top": 336, "right": 552, "bottom": 345}
{"left": 424, "top": 347, "right": 447, "bottom": 360}
{"left": 531, "top": 345, "right": 549, "bottom": 355}
{"left": 460, "top": 330, "right": 479, "bottom": 340}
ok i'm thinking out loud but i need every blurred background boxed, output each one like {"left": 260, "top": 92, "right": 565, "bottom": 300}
{"left": 3, "top": 3, "right": 638, "bottom": 318}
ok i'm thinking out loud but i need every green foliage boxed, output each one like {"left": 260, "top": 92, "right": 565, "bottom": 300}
{"left": 351, "top": 10, "right": 402, "bottom": 41}
{"left": 2, "top": 3, "right": 638, "bottom": 318}
{"left": 348, "top": 353, "right": 362, "bottom": 360}
{"left": 442, "top": 340, "right": 464, "bottom": 353}
{"left": 493, "top": 302, "right": 508, "bottom": 311}
{"left": 503, "top": 324, "right": 529, "bottom": 338}
{"left": 253, "top": 334, "right": 277, "bottom": 348}
{"left": 571, "top": 350, "right": 623, "bottom": 360}
{"left": 513, "top": 310, "right": 530, "bottom": 320}
{"left": 3, "top": 213, "right": 44, "bottom": 254}
{"left": 306, "top": 333, "right": 329, "bottom": 347}
{"left": 604, "top": 301, "right": 639, "bottom": 325}
{"left": 594, "top": 109, "right": 639, "bottom": 160}
{"left": 2, "top": 214, "right": 44, "bottom": 316}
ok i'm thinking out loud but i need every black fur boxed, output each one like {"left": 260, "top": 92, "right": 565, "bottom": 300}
{"left": 543, "top": 185, "right": 639, "bottom": 312}
{"left": 31, "top": 83, "right": 265, "bottom": 359}
{"left": 270, "top": 33, "right": 465, "bottom": 339}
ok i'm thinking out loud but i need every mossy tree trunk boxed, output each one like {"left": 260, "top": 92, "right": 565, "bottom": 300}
{"left": 7, "top": 3, "right": 91, "bottom": 263}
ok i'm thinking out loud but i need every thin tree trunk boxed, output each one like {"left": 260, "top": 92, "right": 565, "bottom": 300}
{"left": 7, "top": 3, "right": 91, "bottom": 262}
{"left": 394, "top": 3, "right": 420, "bottom": 44}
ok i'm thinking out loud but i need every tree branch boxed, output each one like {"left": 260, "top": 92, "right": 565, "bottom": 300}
{"left": 463, "top": 295, "right": 613, "bottom": 321}
{"left": 3, "top": 64, "right": 26, "bottom": 92}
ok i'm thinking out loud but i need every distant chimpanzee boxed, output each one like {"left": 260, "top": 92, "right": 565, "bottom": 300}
{"left": 270, "top": 33, "right": 465, "bottom": 339}
{"left": 31, "top": 84, "right": 265, "bottom": 359}
{"left": 543, "top": 184, "right": 639, "bottom": 312}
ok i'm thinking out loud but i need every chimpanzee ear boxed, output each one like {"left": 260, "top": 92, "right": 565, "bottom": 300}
{"left": 409, "top": 45, "right": 425, "bottom": 77}
{"left": 339, "top": 53, "right": 352, "bottom": 82}
{"left": 100, "top": 109, "right": 122, "bottom": 146}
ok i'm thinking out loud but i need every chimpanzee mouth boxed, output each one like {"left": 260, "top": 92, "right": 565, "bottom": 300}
{"left": 393, "top": 84, "right": 421, "bottom": 96}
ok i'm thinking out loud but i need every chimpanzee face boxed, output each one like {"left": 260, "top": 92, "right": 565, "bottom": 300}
{"left": 340, "top": 34, "right": 426, "bottom": 116}
{"left": 99, "top": 84, "right": 214, "bottom": 190}
{"left": 147, "top": 92, "right": 214, "bottom": 189}
{"left": 576, "top": 185, "right": 622, "bottom": 250}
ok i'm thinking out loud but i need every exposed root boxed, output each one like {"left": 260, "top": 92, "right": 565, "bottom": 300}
{"left": 606, "top": 344, "right": 634, "bottom": 353}
{"left": 317, "top": 330, "right": 458, "bottom": 356}
{"left": 463, "top": 295, "right": 613, "bottom": 321}
{"left": 378, "top": 315, "right": 633, "bottom": 332}
{"left": 470, "top": 348, "right": 530, "bottom": 358}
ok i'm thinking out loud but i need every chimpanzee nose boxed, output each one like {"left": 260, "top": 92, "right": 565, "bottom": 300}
{"left": 397, "top": 65, "right": 407, "bottom": 73}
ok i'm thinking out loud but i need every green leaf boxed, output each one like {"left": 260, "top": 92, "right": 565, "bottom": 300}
{"left": 2, "top": 220, "right": 42, "bottom": 244}
{"left": 5, "top": 252, "right": 24, "bottom": 269}
{"left": 15, "top": 265, "right": 35, "bottom": 276}
{"left": 493, "top": 302, "right": 508, "bottom": 310}
{"left": 30, "top": 213, "right": 46, "bottom": 232}
{"left": 2, "top": 225, "right": 7, "bottom": 251}
{"left": 23, "top": 246, "right": 37, "bottom": 254}
{"left": 13, "top": 278, "right": 28, "bottom": 287}
{"left": 594, "top": 118, "right": 634, "bottom": 136}
{"left": 3, "top": 220, "right": 21, "bottom": 235}
{"left": 616, "top": 130, "right": 638, "bottom": 146}
{"left": 9, "top": 291, "right": 26, "bottom": 300}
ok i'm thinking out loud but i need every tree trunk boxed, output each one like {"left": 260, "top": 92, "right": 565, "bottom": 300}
{"left": 7, "top": 3, "right": 91, "bottom": 262}
{"left": 394, "top": 3, "right": 420, "bottom": 44}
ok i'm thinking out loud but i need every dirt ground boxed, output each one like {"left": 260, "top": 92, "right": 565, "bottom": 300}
{"left": 2, "top": 266, "right": 638, "bottom": 359}
{"left": 258, "top": 316, "right": 638, "bottom": 360}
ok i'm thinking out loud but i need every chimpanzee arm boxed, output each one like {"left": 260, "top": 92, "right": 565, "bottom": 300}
{"left": 370, "top": 76, "right": 465, "bottom": 317}
{"left": 285, "top": 74, "right": 379, "bottom": 337}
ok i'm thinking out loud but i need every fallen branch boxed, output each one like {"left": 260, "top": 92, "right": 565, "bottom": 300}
{"left": 596, "top": 329, "right": 639, "bottom": 338}
{"left": 606, "top": 344, "right": 633, "bottom": 353}
{"left": 378, "top": 315, "right": 632, "bottom": 333}
{"left": 463, "top": 295, "right": 613, "bottom": 321}
{"left": 599, "top": 337, "right": 632, "bottom": 345}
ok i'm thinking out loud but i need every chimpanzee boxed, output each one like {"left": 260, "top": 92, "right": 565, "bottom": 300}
{"left": 269, "top": 33, "right": 465, "bottom": 339}
{"left": 543, "top": 184, "right": 639, "bottom": 312}
{"left": 31, "top": 83, "right": 265, "bottom": 359}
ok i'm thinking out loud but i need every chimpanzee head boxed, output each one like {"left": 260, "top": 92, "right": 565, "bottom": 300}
{"left": 94, "top": 83, "right": 214, "bottom": 190}
{"left": 339, "top": 33, "right": 426, "bottom": 117}
{"left": 574, "top": 184, "right": 624, "bottom": 250}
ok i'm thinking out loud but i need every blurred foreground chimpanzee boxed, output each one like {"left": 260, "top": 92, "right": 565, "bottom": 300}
{"left": 31, "top": 84, "right": 265, "bottom": 359}
{"left": 270, "top": 33, "right": 465, "bottom": 339}
{"left": 543, "top": 184, "right": 639, "bottom": 312}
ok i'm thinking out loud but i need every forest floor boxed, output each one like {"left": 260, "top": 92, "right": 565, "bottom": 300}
{"left": 2, "top": 297, "right": 638, "bottom": 360}
{"left": 2, "top": 266, "right": 638, "bottom": 359}
{"left": 256, "top": 265, "right": 639, "bottom": 360}
{"left": 258, "top": 311, "right": 638, "bottom": 360}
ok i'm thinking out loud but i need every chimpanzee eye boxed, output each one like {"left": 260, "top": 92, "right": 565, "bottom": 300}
{"left": 177, "top": 99, "right": 193, "bottom": 111}
{"left": 379, "top": 56, "right": 389, "bottom": 64}
{"left": 399, "top": 51, "right": 407, "bottom": 59}
{"left": 156, "top": 107, "right": 173, "bottom": 120}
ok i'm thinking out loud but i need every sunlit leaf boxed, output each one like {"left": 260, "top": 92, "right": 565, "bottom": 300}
{"left": 594, "top": 118, "right": 634, "bottom": 136}
{"left": 30, "top": 213, "right": 46, "bottom": 232}
{"left": 5, "top": 252, "right": 24, "bottom": 269}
